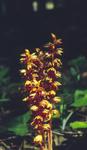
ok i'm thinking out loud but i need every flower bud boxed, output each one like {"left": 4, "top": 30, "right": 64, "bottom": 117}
{"left": 51, "top": 33, "right": 56, "bottom": 42}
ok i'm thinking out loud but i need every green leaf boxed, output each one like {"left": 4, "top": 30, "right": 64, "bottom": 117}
{"left": 70, "top": 67, "right": 77, "bottom": 76}
{"left": 77, "top": 74, "right": 80, "bottom": 80}
{"left": 8, "top": 123, "right": 28, "bottom": 136}
{"left": 68, "top": 56, "right": 87, "bottom": 68}
{"left": 70, "top": 121, "right": 87, "bottom": 129}
{"left": 72, "top": 89, "right": 87, "bottom": 107}
{"left": 0, "top": 66, "right": 10, "bottom": 84}
{"left": 0, "top": 98, "right": 10, "bottom": 102}
{"left": 7, "top": 111, "right": 31, "bottom": 136}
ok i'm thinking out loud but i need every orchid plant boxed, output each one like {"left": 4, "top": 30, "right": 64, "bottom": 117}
{"left": 20, "top": 33, "right": 63, "bottom": 150}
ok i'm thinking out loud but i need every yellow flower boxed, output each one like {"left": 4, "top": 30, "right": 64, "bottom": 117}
{"left": 34, "top": 124, "right": 38, "bottom": 129}
{"left": 29, "top": 92, "right": 36, "bottom": 98}
{"left": 45, "top": 113, "right": 52, "bottom": 122}
{"left": 23, "top": 49, "right": 30, "bottom": 58}
{"left": 39, "top": 100, "right": 52, "bottom": 110}
{"left": 30, "top": 86, "right": 44, "bottom": 94}
{"left": 56, "top": 48, "right": 63, "bottom": 55}
{"left": 52, "top": 96, "right": 61, "bottom": 103}
{"left": 43, "top": 124, "right": 50, "bottom": 131}
{"left": 52, "top": 109, "right": 60, "bottom": 118}
{"left": 34, "top": 124, "right": 42, "bottom": 130}
{"left": 20, "top": 49, "right": 30, "bottom": 63}
{"left": 20, "top": 69, "right": 26, "bottom": 76}
{"left": 20, "top": 58, "right": 25, "bottom": 62}
{"left": 30, "top": 87, "right": 37, "bottom": 93}
{"left": 31, "top": 116, "right": 43, "bottom": 126}
{"left": 25, "top": 80, "right": 32, "bottom": 86}
{"left": 20, "top": 69, "right": 26, "bottom": 73}
{"left": 35, "top": 48, "right": 41, "bottom": 53}
{"left": 56, "top": 71, "right": 61, "bottom": 78}
{"left": 25, "top": 49, "right": 30, "bottom": 55}
{"left": 45, "top": 52, "right": 52, "bottom": 58}
{"left": 34, "top": 135, "right": 43, "bottom": 145}
{"left": 22, "top": 97, "right": 29, "bottom": 102}
{"left": 51, "top": 81, "right": 61, "bottom": 90}
{"left": 53, "top": 59, "right": 62, "bottom": 67}
{"left": 32, "top": 73, "right": 38, "bottom": 79}
{"left": 42, "top": 109, "right": 49, "bottom": 115}
{"left": 57, "top": 59, "right": 62, "bottom": 65}
{"left": 34, "top": 116, "right": 43, "bottom": 121}
{"left": 47, "top": 67, "right": 56, "bottom": 74}
{"left": 45, "top": 77, "right": 52, "bottom": 82}
{"left": 53, "top": 81, "right": 61, "bottom": 86}
{"left": 30, "top": 105, "right": 38, "bottom": 112}
{"left": 31, "top": 53, "right": 37, "bottom": 60}
{"left": 27, "top": 63, "right": 32, "bottom": 69}
{"left": 47, "top": 67, "right": 61, "bottom": 78}
{"left": 41, "top": 109, "right": 52, "bottom": 121}
{"left": 33, "top": 79, "right": 41, "bottom": 87}
{"left": 25, "top": 49, "right": 36, "bottom": 59}
{"left": 47, "top": 62, "right": 52, "bottom": 68}
{"left": 47, "top": 90, "right": 56, "bottom": 97}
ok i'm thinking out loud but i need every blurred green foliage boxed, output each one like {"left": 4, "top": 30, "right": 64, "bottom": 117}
{"left": 0, "top": 112, "right": 31, "bottom": 136}
{"left": 70, "top": 121, "right": 87, "bottom": 129}
{"left": 0, "top": 66, "right": 19, "bottom": 100}
{"left": 58, "top": 56, "right": 87, "bottom": 131}
{"left": 72, "top": 89, "right": 87, "bottom": 107}
{"left": 7, "top": 111, "right": 31, "bottom": 136}
{"left": 0, "top": 65, "right": 31, "bottom": 136}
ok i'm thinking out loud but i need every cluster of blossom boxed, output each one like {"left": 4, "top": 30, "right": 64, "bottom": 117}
{"left": 20, "top": 33, "right": 63, "bottom": 147}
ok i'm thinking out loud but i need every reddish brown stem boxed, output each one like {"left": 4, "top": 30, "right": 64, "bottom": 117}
{"left": 40, "top": 146, "right": 45, "bottom": 150}
{"left": 48, "top": 120, "right": 53, "bottom": 150}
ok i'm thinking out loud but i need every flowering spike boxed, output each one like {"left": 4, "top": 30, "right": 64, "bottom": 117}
{"left": 20, "top": 33, "right": 63, "bottom": 149}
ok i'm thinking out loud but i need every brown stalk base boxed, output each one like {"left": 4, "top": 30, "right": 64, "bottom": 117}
{"left": 48, "top": 129, "right": 53, "bottom": 150}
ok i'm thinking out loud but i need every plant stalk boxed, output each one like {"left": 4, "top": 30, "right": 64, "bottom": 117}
{"left": 40, "top": 146, "right": 45, "bottom": 150}
{"left": 48, "top": 120, "right": 53, "bottom": 150}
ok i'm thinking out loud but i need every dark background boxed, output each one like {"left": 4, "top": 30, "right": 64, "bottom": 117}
{"left": 0, "top": 0, "right": 87, "bottom": 80}
{"left": 0, "top": 2, "right": 87, "bottom": 149}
